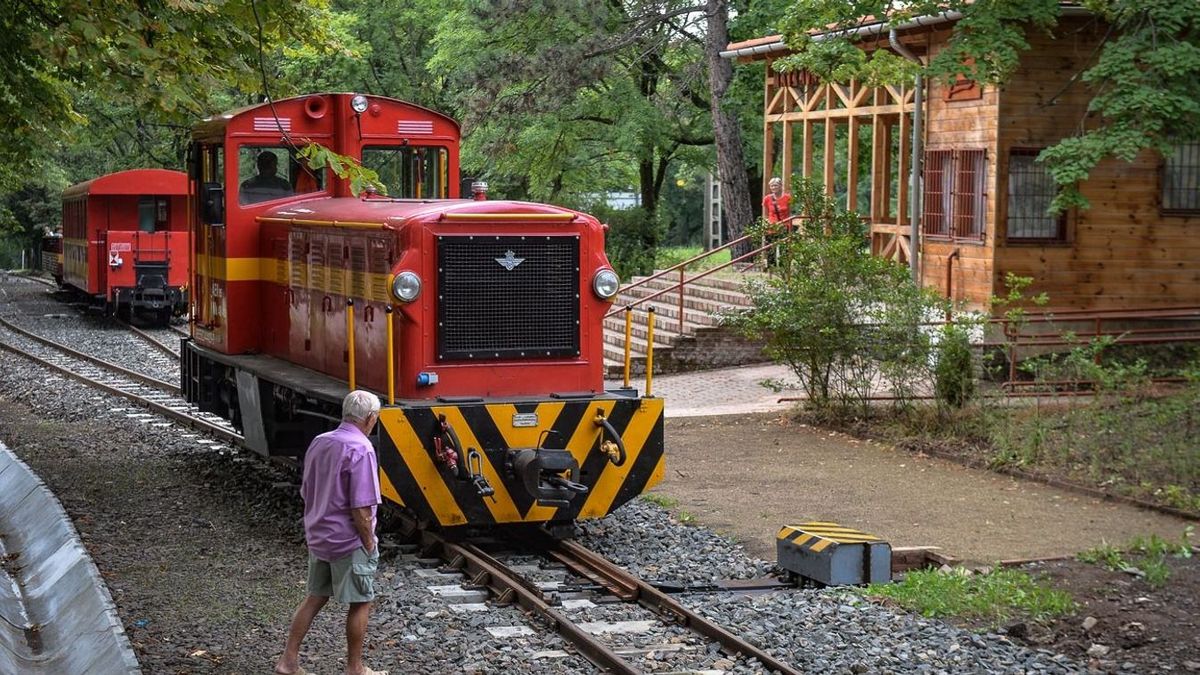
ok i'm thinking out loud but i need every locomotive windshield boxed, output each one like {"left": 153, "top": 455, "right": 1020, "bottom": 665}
{"left": 238, "top": 146, "right": 326, "bottom": 205}
{"left": 362, "top": 145, "right": 448, "bottom": 199}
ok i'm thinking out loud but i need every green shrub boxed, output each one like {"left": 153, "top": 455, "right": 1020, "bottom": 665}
{"left": 935, "top": 325, "right": 976, "bottom": 408}
{"left": 592, "top": 205, "right": 661, "bottom": 279}
{"left": 728, "top": 178, "right": 947, "bottom": 417}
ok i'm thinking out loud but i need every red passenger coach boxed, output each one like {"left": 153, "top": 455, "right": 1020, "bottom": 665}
{"left": 61, "top": 169, "right": 190, "bottom": 322}
{"left": 182, "top": 93, "right": 665, "bottom": 534}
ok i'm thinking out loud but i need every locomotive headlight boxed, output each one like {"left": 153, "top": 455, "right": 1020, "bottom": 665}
{"left": 392, "top": 271, "right": 421, "bottom": 302}
{"left": 350, "top": 94, "right": 369, "bottom": 114}
{"left": 592, "top": 268, "right": 620, "bottom": 300}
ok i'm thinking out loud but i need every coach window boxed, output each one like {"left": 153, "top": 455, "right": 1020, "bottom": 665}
{"left": 362, "top": 146, "right": 448, "bottom": 199}
{"left": 238, "top": 146, "right": 325, "bottom": 205}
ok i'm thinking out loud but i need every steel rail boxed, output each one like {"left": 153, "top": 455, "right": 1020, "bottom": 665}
{"left": 0, "top": 316, "right": 179, "bottom": 395}
{"left": 0, "top": 334, "right": 241, "bottom": 445}
{"left": 116, "top": 319, "right": 182, "bottom": 359}
{"left": 549, "top": 538, "right": 802, "bottom": 675}
{"left": 424, "top": 533, "right": 638, "bottom": 675}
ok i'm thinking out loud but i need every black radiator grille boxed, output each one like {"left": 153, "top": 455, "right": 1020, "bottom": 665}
{"left": 437, "top": 235, "right": 580, "bottom": 360}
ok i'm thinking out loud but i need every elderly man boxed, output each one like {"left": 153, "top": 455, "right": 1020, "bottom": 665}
{"left": 274, "top": 390, "right": 387, "bottom": 675}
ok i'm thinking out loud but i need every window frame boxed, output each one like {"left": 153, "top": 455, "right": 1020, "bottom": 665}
{"left": 1160, "top": 140, "right": 1200, "bottom": 216}
{"left": 1005, "top": 147, "right": 1068, "bottom": 244}
{"left": 236, "top": 144, "right": 327, "bottom": 208}
{"left": 361, "top": 144, "right": 450, "bottom": 200}
{"left": 922, "top": 148, "right": 988, "bottom": 244}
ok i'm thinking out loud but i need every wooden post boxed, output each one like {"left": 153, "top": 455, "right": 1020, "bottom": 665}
{"left": 847, "top": 117, "right": 860, "bottom": 213}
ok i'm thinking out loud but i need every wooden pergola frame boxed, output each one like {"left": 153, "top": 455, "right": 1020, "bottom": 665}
{"left": 763, "top": 66, "right": 917, "bottom": 263}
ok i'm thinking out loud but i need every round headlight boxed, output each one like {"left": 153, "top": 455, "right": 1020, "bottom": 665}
{"left": 392, "top": 271, "right": 421, "bottom": 302}
{"left": 592, "top": 268, "right": 620, "bottom": 299}
{"left": 350, "top": 94, "right": 369, "bottom": 114}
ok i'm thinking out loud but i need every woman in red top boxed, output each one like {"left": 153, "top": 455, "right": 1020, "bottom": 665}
{"left": 761, "top": 177, "right": 791, "bottom": 267}
{"left": 762, "top": 177, "right": 791, "bottom": 227}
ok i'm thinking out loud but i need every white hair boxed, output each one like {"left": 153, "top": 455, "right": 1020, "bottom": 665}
{"left": 768, "top": 177, "right": 782, "bottom": 186}
{"left": 342, "top": 390, "right": 381, "bottom": 422}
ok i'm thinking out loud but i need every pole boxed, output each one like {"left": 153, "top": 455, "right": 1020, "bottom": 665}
{"left": 347, "top": 299, "right": 356, "bottom": 391}
{"left": 386, "top": 305, "right": 395, "bottom": 405}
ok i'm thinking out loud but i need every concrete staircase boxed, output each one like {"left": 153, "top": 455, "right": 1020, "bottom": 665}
{"left": 602, "top": 271, "right": 769, "bottom": 376}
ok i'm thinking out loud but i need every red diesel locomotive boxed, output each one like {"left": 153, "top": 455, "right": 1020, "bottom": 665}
{"left": 58, "top": 169, "right": 190, "bottom": 323}
{"left": 181, "top": 93, "right": 664, "bottom": 533}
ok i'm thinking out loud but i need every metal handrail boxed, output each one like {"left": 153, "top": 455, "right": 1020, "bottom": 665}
{"left": 604, "top": 235, "right": 780, "bottom": 324}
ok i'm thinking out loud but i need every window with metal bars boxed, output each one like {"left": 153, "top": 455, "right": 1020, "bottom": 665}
{"left": 923, "top": 148, "right": 987, "bottom": 241}
{"left": 1162, "top": 141, "right": 1200, "bottom": 214}
{"left": 1007, "top": 148, "right": 1065, "bottom": 242}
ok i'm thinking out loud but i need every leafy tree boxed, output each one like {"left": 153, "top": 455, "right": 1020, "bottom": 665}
{"left": 428, "top": 0, "right": 715, "bottom": 224}
{"left": 0, "top": 0, "right": 336, "bottom": 190}
{"left": 776, "top": 0, "right": 1200, "bottom": 211}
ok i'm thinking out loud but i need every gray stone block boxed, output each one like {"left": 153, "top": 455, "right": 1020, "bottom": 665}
{"left": 0, "top": 442, "right": 141, "bottom": 673}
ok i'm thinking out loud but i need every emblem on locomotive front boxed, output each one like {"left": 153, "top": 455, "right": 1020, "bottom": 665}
{"left": 495, "top": 250, "right": 525, "bottom": 271}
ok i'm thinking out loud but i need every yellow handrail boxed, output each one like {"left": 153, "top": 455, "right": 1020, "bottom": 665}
{"left": 645, "top": 307, "right": 655, "bottom": 397}
{"left": 346, "top": 299, "right": 357, "bottom": 391}
{"left": 622, "top": 307, "right": 633, "bottom": 388}
{"left": 385, "top": 305, "right": 395, "bottom": 405}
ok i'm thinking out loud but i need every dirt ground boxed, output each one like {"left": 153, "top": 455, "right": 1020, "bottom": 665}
{"left": 656, "top": 412, "right": 1200, "bottom": 672}
{"left": 1009, "top": 557, "right": 1200, "bottom": 673}
{"left": 655, "top": 413, "right": 1193, "bottom": 564}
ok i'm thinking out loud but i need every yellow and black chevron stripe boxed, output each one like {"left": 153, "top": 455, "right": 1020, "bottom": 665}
{"left": 377, "top": 396, "right": 664, "bottom": 528}
{"left": 777, "top": 522, "right": 882, "bottom": 553}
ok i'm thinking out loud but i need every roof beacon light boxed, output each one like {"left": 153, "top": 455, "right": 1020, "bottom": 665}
{"left": 351, "top": 95, "right": 369, "bottom": 114}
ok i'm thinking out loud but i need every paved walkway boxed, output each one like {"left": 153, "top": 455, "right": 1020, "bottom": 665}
{"left": 607, "top": 363, "right": 801, "bottom": 417}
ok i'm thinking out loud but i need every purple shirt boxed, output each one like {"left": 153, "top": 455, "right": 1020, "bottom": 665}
{"left": 301, "top": 422, "right": 381, "bottom": 561}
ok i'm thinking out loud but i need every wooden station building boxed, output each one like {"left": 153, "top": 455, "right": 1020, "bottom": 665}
{"left": 723, "top": 7, "right": 1199, "bottom": 312}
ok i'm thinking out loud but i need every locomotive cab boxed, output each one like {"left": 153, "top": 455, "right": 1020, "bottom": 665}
{"left": 181, "top": 93, "right": 664, "bottom": 533}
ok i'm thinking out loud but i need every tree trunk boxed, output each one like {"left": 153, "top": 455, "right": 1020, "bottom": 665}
{"left": 705, "top": 0, "right": 755, "bottom": 259}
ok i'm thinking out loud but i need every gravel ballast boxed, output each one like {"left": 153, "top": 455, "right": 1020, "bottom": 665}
{"left": 0, "top": 272, "right": 1085, "bottom": 673}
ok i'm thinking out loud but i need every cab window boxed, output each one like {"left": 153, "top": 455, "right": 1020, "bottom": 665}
{"left": 362, "top": 145, "right": 448, "bottom": 199}
{"left": 238, "top": 146, "right": 325, "bottom": 205}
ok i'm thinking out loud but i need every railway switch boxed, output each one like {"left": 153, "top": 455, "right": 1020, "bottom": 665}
{"left": 776, "top": 522, "right": 891, "bottom": 586}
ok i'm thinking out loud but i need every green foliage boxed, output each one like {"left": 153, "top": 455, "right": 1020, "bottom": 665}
{"left": 428, "top": 0, "right": 715, "bottom": 217}
{"left": 774, "top": 1, "right": 1200, "bottom": 212}
{"left": 1078, "top": 531, "right": 1194, "bottom": 587}
{"left": 0, "top": 0, "right": 336, "bottom": 190}
{"left": 593, "top": 206, "right": 661, "bottom": 280}
{"left": 935, "top": 324, "right": 977, "bottom": 409}
{"left": 729, "top": 177, "right": 946, "bottom": 416}
{"left": 862, "top": 567, "right": 1076, "bottom": 627}
{"left": 297, "top": 143, "right": 385, "bottom": 197}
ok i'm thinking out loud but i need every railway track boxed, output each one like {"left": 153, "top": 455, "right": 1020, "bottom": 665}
{"left": 0, "top": 316, "right": 239, "bottom": 445}
{"left": 116, "top": 318, "right": 183, "bottom": 358}
{"left": 419, "top": 528, "right": 800, "bottom": 675}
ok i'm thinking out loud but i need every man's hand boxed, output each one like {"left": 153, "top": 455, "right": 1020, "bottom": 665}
{"left": 350, "top": 506, "right": 375, "bottom": 553}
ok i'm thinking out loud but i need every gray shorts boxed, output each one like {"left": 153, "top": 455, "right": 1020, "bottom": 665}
{"left": 307, "top": 547, "right": 379, "bottom": 604}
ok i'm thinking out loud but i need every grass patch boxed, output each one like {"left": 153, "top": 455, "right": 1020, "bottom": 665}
{"left": 858, "top": 382, "right": 1200, "bottom": 517}
{"left": 1078, "top": 530, "right": 1195, "bottom": 588}
{"left": 655, "top": 246, "right": 731, "bottom": 273}
{"left": 641, "top": 493, "right": 679, "bottom": 509}
{"left": 861, "top": 568, "right": 1076, "bottom": 627}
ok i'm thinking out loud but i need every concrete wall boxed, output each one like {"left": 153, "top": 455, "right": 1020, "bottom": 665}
{"left": 0, "top": 442, "right": 140, "bottom": 674}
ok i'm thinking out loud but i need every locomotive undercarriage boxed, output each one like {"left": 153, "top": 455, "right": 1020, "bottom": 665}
{"left": 180, "top": 339, "right": 666, "bottom": 532}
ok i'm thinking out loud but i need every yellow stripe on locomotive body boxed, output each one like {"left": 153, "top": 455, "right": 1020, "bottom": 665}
{"left": 377, "top": 396, "right": 665, "bottom": 528}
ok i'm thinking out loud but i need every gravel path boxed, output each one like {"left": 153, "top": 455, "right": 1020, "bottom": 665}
{"left": 0, "top": 277, "right": 179, "bottom": 382}
{"left": 0, "top": 272, "right": 1085, "bottom": 674}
